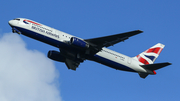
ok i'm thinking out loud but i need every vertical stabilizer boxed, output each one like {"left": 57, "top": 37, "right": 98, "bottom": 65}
{"left": 133, "top": 43, "right": 165, "bottom": 65}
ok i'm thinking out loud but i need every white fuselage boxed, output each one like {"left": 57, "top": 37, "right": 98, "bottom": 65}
{"left": 8, "top": 18, "right": 148, "bottom": 74}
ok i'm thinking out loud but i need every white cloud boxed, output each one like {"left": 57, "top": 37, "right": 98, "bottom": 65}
{"left": 0, "top": 33, "right": 62, "bottom": 101}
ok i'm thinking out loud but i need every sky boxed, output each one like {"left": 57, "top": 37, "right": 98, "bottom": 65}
{"left": 0, "top": 0, "right": 179, "bottom": 101}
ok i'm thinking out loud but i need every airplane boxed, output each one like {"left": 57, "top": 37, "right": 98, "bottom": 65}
{"left": 8, "top": 18, "right": 171, "bottom": 78}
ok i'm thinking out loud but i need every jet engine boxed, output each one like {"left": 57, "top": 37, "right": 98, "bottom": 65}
{"left": 47, "top": 50, "right": 65, "bottom": 62}
{"left": 70, "top": 37, "right": 89, "bottom": 49}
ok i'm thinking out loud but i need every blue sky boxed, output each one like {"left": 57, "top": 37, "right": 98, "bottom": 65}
{"left": 0, "top": 0, "right": 179, "bottom": 101}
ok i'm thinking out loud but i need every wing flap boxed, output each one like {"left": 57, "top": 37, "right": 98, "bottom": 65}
{"left": 65, "top": 59, "right": 80, "bottom": 70}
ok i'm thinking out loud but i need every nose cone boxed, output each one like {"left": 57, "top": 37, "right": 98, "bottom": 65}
{"left": 8, "top": 20, "right": 13, "bottom": 26}
{"left": 8, "top": 20, "right": 16, "bottom": 27}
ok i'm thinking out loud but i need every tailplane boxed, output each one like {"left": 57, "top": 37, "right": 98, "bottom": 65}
{"left": 141, "top": 62, "right": 171, "bottom": 71}
{"left": 138, "top": 62, "right": 171, "bottom": 78}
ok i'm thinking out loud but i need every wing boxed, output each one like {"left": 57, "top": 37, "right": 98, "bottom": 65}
{"left": 85, "top": 30, "right": 143, "bottom": 48}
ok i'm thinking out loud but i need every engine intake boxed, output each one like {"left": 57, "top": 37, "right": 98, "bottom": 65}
{"left": 47, "top": 50, "right": 65, "bottom": 62}
{"left": 70, "top": 37, "right": 89, "bottom": 49}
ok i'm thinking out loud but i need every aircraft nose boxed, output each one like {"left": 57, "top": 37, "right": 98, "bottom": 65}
{"left": 8, "top": 20, "right": 16, "bottom": 27}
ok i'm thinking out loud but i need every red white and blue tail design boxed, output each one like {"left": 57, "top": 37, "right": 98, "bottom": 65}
{"left": 133, "top": 43, "right": 165, "bottom": 65}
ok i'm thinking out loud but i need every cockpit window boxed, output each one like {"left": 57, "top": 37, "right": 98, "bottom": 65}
{"left": 13, "top": 18, "right": 20, "bottom": 21}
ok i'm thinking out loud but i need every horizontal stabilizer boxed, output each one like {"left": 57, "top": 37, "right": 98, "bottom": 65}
{"left": 141, "top": 62, "right": 171, "bottom": 71}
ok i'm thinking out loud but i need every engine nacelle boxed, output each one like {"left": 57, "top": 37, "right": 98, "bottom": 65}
{"left": 70, "top": 37, "right": 89, "bottom": 49}
{"left": 47, "top": 50, "right": 65, "bottom": 62}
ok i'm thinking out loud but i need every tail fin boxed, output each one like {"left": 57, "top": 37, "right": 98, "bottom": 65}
{"left": 133, "top": 43, "right": 165, "bottom": 65}
{"left": 133, "top": 43, "right": 172, "bottom": 79}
